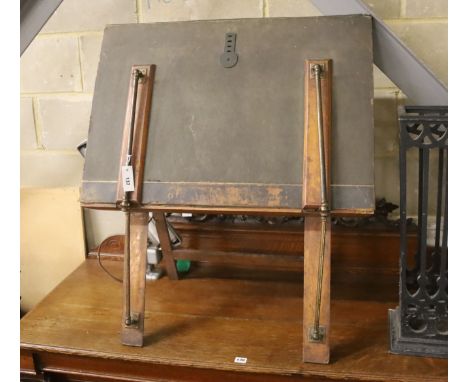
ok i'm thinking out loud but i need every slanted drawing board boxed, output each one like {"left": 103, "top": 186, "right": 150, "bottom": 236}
{"left": 80, "top": 16, "right": 375, "bottom": 365}
{"left": 81, "top": 16, "right": 374, "bottom": 214}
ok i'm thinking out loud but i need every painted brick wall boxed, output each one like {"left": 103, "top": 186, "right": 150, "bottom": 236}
{"left": 20, "top": 0, "right": 448, "bottom": 248}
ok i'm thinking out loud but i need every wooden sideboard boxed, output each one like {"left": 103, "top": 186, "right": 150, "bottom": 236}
{"left": 21, "top": 221, "right": 447, "bottom": 382}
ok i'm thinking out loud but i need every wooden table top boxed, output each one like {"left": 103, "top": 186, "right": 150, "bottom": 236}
{"left": 21, "top": 260, "right": 447, "bottom": 381}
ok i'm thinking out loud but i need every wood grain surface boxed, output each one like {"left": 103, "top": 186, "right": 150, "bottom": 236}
{"left": 21, "top": 257, "right": 446, "bottom": 381}
{"left": 116, "top": 65, "right": 156, "bottom": 204}
{"left": 154, "top": 212, "right": 179, "bottom": 280}
{"left": 303, "top": 216, "right": 331, "bottom": 363}
{"left": 89, "top": 219, "right": 416, "bottom": 287}
{"left": 121, "top": 212, "right": 149, "bottom": 346}
{"left": 303, "top": 60, "right": 332, "bottom": 211}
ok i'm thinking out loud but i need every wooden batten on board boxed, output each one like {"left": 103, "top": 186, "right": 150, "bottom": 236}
{"left": 302, "top": 59, "right": 333, "bottom": 364}
{"left": 115, "top": 64, "right": 156, "bottom": 205}
{"left": 302, "top": 59, "right": 332, "bottom": 212}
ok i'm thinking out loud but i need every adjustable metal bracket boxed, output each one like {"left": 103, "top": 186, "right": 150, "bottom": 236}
{"left": 220, "top": 32, "right": 238, "bottom": 68}
{"left": 117, "top": 65, "right": 155, "bottom": 344}
{"left": 122, "top": 68, "right": 144, "bottom": 327}
{"left": 309, "top": 64, "right": 330, "bottom": 343}
{"left": 302, "top": 59, "right": 332, "bottom": 363}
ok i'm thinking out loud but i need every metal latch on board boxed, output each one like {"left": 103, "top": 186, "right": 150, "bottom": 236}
{"left": 220, "top": 32, "right": 238, "bottom": 68}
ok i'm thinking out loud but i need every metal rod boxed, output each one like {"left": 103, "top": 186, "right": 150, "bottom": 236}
{"left": 439, "top": 148, "right": 448, "bottom": 291}
{"left": 124, "top": 210, "right": 131, "bottom": 325}
{"left": 314, "top": 65, "right": 327, "bottom": 206}
{"left": 399, "top": 121, "right": 408, "bottom": 292}
{"left": 433, "top": 147, "right": 444, "bottom": 278}
{"left": 418, "top": 148, "right": 430, "bottom": 292}
{"left": 122, "top": 68, "right": 143, "bottom": 326}
{"left": 126, "top": 69, "right": 143, "bottom": 166}
{"left": 310, "top": 63, "right": 329, "bottom": 342}
{"left": 414, "top": 148, "right": 424, "bottom": 272}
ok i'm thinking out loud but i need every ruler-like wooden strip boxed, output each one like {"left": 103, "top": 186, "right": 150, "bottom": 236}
{"left": 303, "top": 215, "right": 331, "bottom": 364}
{"left": 116, "top": 64, "right": 156, "bottom": 204}
{"left": 302, "top": 59, "right": 333, "bottom": 364}
{"left": 302, "top": 59, "right": 332, "bottom": 211}
{"left": 121, "top": 212, "right": 149, "bottom": 347}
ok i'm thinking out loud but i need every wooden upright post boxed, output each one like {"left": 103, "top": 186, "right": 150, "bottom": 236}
{"left": 121, "top": 211, "right": 149, "bottom": 346}
{"left": 302, "top": 59, "right": 332, "bottom": 364}
{"left": 303, "top": 216, "right": 331, "bottom": 363}
{"left": 154, "top": 212, "right": 179, "bottom": 280}
{"left": 119, "top": 65, "right": 155, "bottom": 347}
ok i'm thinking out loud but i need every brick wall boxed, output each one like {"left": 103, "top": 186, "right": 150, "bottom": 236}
{"left": 20, "top": 0, "right": 447, "bottom": 247}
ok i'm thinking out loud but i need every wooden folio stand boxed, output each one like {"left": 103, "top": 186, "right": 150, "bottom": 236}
{"left": 114, "top": 60, "right": 332, "bottom": 363}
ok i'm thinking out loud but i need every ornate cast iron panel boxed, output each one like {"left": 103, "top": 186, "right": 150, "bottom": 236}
{"left": 389, "top": 106, "right": 448, "bottom": 358}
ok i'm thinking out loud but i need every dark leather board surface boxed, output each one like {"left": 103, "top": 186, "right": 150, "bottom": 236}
{"left": 82, "top": 16, "right": 374, "bottom": 211}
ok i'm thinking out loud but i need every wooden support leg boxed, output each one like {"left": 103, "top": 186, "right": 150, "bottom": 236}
{"left": 121, "top": 212, "right": 148, "bottom": 346}
{"left": 303, "top": 215, "right": 331, "bottom": 364}
{"left": 154, "top": 212, "right": 179, "bottom": 280}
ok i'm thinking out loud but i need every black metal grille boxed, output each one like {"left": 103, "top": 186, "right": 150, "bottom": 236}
{"left": 389, "top": 106, "right": 448, "bottom": 357}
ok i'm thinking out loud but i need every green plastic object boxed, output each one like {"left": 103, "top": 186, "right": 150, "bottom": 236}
{"left": 176, "top": 259, "right": 191, "bottom": 273}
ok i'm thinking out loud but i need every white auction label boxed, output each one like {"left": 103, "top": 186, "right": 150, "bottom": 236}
{"left": 121, "top": 165, "right": 135, "bottom": 192}
{"left": 234, "top": 357, "right": 247, "bottom": 364}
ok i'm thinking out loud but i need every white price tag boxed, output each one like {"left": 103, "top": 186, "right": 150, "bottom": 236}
{"left": 121, "top": 165, "right": 135, "bottom": 192}
{"left": 234, "top": 357, "right": 247, "bottom": 364}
